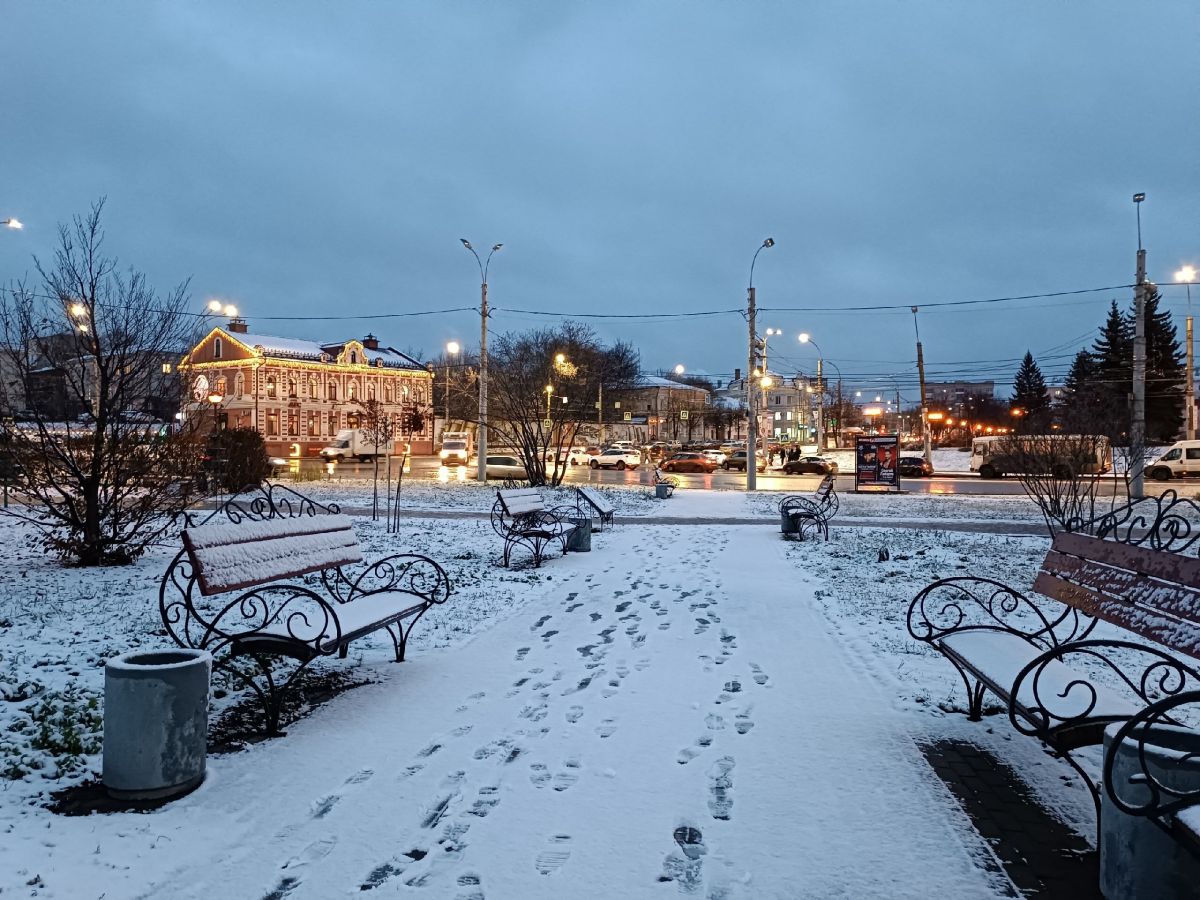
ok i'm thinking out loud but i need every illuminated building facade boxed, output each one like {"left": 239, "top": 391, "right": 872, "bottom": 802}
{"left": 179, "top": 320, "right": 434, "bottom": 456}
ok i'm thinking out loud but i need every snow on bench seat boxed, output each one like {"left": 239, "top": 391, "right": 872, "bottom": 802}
{"left": 940, "top": 630, "right": 1139, "bottom": 723}
{"left": 256, "top": 590, "right": 427, "bottom": 652}
{"left": 182, "top": 515, "right": 363, "bottom": 596}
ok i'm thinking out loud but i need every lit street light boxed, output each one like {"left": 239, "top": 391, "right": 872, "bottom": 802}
{"left": 461, "top": 239, "right": 503, "bottom": 482}
{"left": 746, "top": 237, "right": 774, "bottom": 491}
{"left": 2, "top": 218, "right": 22, "bottom": 230}
{"left": 674, "top": 364, "right": 685, "bottom": 376}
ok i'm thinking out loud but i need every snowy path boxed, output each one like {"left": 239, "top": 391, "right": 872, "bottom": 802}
{"left": 18, "top": 525, "right": 1004, "bottom": 899}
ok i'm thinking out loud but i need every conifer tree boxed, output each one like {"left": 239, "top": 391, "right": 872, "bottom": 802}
{"left": 1062, "top": 349, "right": 1102, "bottom": 431}
{"left": 1091, "top": 300, "right": 1134, "bottom": 438}
{"left": 1011, "top": 351, "right": 1049, "bottom": 430}
{"left": 1141, "top": 286, "right": 1184, "bottom": 442}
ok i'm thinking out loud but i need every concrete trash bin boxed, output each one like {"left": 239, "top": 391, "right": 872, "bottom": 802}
{"left": 780, "top": 509, "right": 798, "bottom": 536}
{"left": 655, "top": 483, "right": 671, "bottom": 499}
{"left": 567, "top": 518, "right": 592, "bottom": 552}
{"left": 1101, "top": 721, "right": 1200, "bottom": 899}
{"left": 103, "top": 649, "right": 211, "bottom": 800}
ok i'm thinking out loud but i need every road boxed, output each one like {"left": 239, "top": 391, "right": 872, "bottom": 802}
{"left": 321, "top": 456, "right": 1200, "bottom": 498}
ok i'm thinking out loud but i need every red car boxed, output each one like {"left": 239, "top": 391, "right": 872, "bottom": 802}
{"left": 660, "top": 452, "right": 718, "bottom": 474}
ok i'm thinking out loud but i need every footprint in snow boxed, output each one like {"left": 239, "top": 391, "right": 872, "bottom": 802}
{"left": 534, "top": 834, "right": 574, "bottom": 875}
{"left": 708, "top": 757, "right": 735, "bottom": 821}
{"left": 529, "top": 763, "right": 552, "bottom": 789}
{"left": 595, "top": 719, "right": 617, "bottom": 739}
{"left": 566, "top": 705, "right": 584, "bottom": 724}
{"left": 750, "top": 663, "right": 770, "bottom": 686}
{"left": 515, "top": 647, "right": 531, "bottom": 661}
{"left": 553, "top": 757, "right": 582, "bottom": 791}
{"left": 281, "top": 836, "right": 338, "bottom": 871}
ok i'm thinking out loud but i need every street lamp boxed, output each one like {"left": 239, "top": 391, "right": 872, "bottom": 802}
{"left": 2, "top": 218, "right": 22, "bottom": 230}
{"left": 746, "top": 238, "right": 774, "bottom": 491}
{"left": 444, "top": 341, "right": 460, "bottom": 433}
{"left": 1177, "top": 265, "right": 1197, "bottom": 439}
{"left": 461, "top": 239, "right": 502, "bottom": 482}
{"left": 674, "top": 364, "right": 685, "bottom": 376}
{"left": 797, "top": 333, "right": 826, "bottom": 451}
{"left": 545, "top": 384, "right": 554, "bottom": 418}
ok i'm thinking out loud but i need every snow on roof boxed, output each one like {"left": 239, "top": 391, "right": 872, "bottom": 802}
{"left": 634, "top": 375, "right": 709, "bottom": 392}
{"left": 241, "top": 334, "right": 324, "bottom": 359}
{"left": 369, "top": 347, "right": 426, "bottom": 370}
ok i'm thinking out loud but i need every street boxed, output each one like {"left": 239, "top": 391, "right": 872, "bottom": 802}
{"left": 318, "top": 456, "right": 1200, "bottom": 498}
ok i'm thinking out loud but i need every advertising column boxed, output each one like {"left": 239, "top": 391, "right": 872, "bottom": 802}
{"left": 855, "top": 434, "right": 900, "bottom": 491}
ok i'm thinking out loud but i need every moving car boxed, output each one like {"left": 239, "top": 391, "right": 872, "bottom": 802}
{"left": 660, "top": 452, "right": 719, "bottom": 474}
{"left": 700, "top": 449, "right": 726, "bottom": 467}
{"left": 782, "top": 455, "right": 839, "bottom": 476}
{"left": 483, "top": 455, "right": 527, "bottom": 480}
{"left": 590, "top": 448, "right": 641, "bottom": 470}
{"left": 722, "top": 450, "right": 766, "bottom": 473}
{"left": 897, "top": 456, "right": 934, "bottom": 477}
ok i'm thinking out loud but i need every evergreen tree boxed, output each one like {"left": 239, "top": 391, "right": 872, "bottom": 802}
{"left": 1062, "top": 349, "right": 1102, "bottom": 431}
{"left": 1011, "top": 351, "right": 1049, "bottom": 430}
{"left": 1091, "top": 300, "right": 1134, "bottom": 439}
{"left": 1141, "top": 286, "right": 1184, "bottom": 442}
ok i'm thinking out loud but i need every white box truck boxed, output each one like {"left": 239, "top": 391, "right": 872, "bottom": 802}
{"left": 439, "top": 430, "right": 472, "bottom": 465}
{"left": 320, "top": 429, "right": 394, "bottom": 462}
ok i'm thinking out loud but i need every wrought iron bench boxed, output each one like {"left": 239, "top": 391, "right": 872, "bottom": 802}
{"left": 779, "top": 474, "right": 838, "bottom": 541}
{"left": 161, "top": 486, "right": 451, "bottom": 734}
{"left": 490, "top": 488, "right": 576, "bottom": 568}
{"left": 576, "top": 486, "right": 616, "bottom": 532}
{"left": 908, "top": 509, "right": 1200, "bottom": 819}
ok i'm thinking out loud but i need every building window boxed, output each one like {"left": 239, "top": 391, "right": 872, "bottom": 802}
{"left": 307, "top": 411, "right": 318, "bottom": 437}
{"left": 308, "top": 378, "right": 317, "bottom": 399}
{"left": 384, "top": 383, "right": 393, "bottom": 403}
{"left": 161, "top": 363, "right": 172, "bottom": 374}
{"left": 328, "top": 381, "right": 337, "bottom": 401}
{"left": 235, "top": 372, "right": 244, "bottom": 397}
{"left": 287, "top": 411, "right": 298, "bottom": 436}
{"left": 367, "top": 383, "right": 376, "bottom": 402}
{"left": 215, "top": 376, "right": 227, "bottom": 395}
{"left": 265, "top": 375, "right": 277, "bottom": 399}
{"left": 287, "top": 377, "right": 297, "bottom": 399}
{"left": 347, "top": 412, "right": 360, "bottom": 428}
{"left": 213, "top": 337, "right": 222, "bottom": 359}
{"left": 347, "top": 380, "right": 358, "bottom": 401}
{"left": 329, "top": 411, "right": 338, "bottom": 433}
{"left": 266, "top": 410, "right": 279, "bottom": 436}
{"left": 349, "top": 350, "right": 358, "bottom": 364}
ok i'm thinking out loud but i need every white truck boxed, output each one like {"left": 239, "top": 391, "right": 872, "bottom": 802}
{"left": 439, "top": 430, "right": 473, "bottom": 465}
{"left": 320, "top": 428, "right": 394, "bottom": 462}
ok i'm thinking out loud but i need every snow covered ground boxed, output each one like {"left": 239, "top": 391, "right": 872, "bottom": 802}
{"left": 0, "top": 491, "right": 1115, "bottom": 898}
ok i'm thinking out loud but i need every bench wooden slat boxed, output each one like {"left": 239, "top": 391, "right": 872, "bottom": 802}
{"left": 578, "top": 487, "right": 615, "bottom": 515}
{"left": 1033, "top": 571, "right": 1200, "bottom": 660}
{"left": 183, "top": 515, "right": 364, "bottom": 596}
{"left": 1041, "top": 550, "right": 1200, "bottom": 626}
{"left": 1053, "top": 532, "right": 1200, "bottom": 590}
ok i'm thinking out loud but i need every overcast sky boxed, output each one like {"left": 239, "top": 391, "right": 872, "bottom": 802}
{"left": 2, "top": 1, "right": 1196, "bottom": 402}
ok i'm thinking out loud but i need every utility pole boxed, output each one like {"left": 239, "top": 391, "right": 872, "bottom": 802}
{"left": 1131, "top": 193, "right": 1147, "bottom": 499}
{"left": 815, "top": 358, "right": 824, "bottom": 452}
{"left": 745, "top": 238, "right": 773, "bottom": 491}
{"left": 1178, "top": 267, "right": 1197, "bottom": 440}
{"left": 912, "top": 307, "right": 932, "bottom": 466}
{"left": 747, "top": 283, "right": 758, "bottom": 490}
{"left": 597, "top": 383, "right": 604, "bottom": 444}
{"left": 461, "top": 240, "right": 502, "bottom": 483}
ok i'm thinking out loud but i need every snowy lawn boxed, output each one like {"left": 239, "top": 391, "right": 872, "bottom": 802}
{"left": 0, "top": 507, "right": 1125, "bottom": 898}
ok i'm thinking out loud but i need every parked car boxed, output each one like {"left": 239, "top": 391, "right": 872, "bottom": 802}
{"left": 782, "top": 455, "right": 839, "bottom": 476}
{"left": 660, "top": 452, "right": 719, "bottom": 474}
{"left": 722, "top": 450, "right": 766, "bottom": 472}
{"left": 590, "top": 448, "right": 641, "bottom": 470}
{"left": 544, "top": 446, "right": 593, "bottom": 466}
{"left": 897, "top": 456, "right": 934, "bottom": 477}
{"left": 483, "top": 455, "right": 527, "bottom": 480}
{"left": 700, "top": 449, "right": 726, "bottom": 467}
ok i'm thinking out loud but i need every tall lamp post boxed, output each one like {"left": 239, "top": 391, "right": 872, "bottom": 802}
{"left": 746, "top": 238, "right": 774, "bottom": 491}
{"left": 2, "top": 218, "right": 22, "bottom": 230}
{"left": 461, "top": 240, "right": 502, "bottom": 482}
{"left": 443, "top": 340, "right": 460, "bottom": 436}
{"left": 797, "top": 333, "right": 825, "bottom": 451}
{"left": 1177, "top": 266, "right": 1197, "bottom": 440}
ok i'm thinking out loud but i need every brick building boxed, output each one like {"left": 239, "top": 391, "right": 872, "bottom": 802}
{"left": 179, "top": 321, "right": 434, "bottom": 456}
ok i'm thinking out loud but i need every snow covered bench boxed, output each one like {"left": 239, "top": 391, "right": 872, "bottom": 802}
{"left": 160, "top": 500, "right": 451, "bottom": 734}
{"left": 490, "top": 488, "right": 576, "bottom": 568}
{"left": 908, "top": 527, "right": 1200, "bottom": 819}
{"left": 575, "top": 486, "right": 616, "bottom": 532}
{"left": 779, "top": 475, "right": 838, "bottom": 541}
{"left": 653, "top": 468, "right": 677, "bottom": 497}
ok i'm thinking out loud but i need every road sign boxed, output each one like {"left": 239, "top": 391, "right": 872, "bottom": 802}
{"left": 623, "top": 412, "right": 632, "bottom": 421}
{"left": 542, "top": 418, "right": 552, "bottom": 429}
{"left": 680, "top": 410, "right": 689, "bottom": 420}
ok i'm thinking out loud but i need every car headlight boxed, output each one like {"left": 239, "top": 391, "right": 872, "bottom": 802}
{"left": 439, "top": 449, "right": 449, "bottom": 458}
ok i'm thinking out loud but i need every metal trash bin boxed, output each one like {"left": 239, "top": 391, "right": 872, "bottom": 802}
{"left": 1102, "top": 721, "right": 1200, "bottom": 899}
{"left": 567, "top": 517, "right": 592, "bottom": 552}
{"left": 780, "top": 508, "right": 798, "bottom": 536}
{"left": 103, "top": 649, "right": 211, "bottom": 800}
{"left": 655, "top": 483, "right": 671, "bottom": 499}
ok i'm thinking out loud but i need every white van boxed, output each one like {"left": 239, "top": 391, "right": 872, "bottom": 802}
{"left": 1147, "top": 441, "right": 1200, "bottom": 481}
{"left": 320, "top": 429, "right": 394, "bottom": 462}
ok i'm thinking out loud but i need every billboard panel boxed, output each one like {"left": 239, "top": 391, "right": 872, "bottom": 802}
{"left": 855, "top": 434, "right": 900, "bottom": 490}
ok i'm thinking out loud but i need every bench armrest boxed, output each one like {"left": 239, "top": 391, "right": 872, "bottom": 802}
{"left": 906, "top": 576, "right": 1086, "bottom": 648}
{"left": 1008, "top": 639, "right": 1200, "bottom": 741}
{"left": 1104, "top": 689, "right": 1200, "bottom": 819}
{"left": 339, "top": 553, "right": 452, "bottom": 606}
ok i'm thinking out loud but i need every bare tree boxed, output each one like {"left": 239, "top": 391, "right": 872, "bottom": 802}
{"left": 488, "top": 323, "right": 639, "bottom": 486}
{"left": 0, "top": 200, "right": 203, "bottom": 565}
{"left": 357, "top": 398, "right": 396, "bottom": 521}
{"left": 999, "top": 431, "right": 1122, "bottom": 536}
